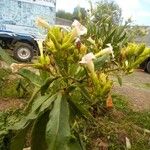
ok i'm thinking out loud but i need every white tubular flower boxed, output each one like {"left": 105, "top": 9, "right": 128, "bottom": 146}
{"left": 72, "top": 20, "right": 87, "bottom": 36}
{"left": 36, "top": 17, "right": 50, "bottom": 29}
{"left": 103, "top": 43, "right": 114, "bottom": 58}
{"left": 126, "top": 137, "right": 131, "bottom": 149}
{"left": 79, "top": 52, "right": 96, "bottom": 73}
{"left": 95, "top": 43, "right": 114, "bottom": 58}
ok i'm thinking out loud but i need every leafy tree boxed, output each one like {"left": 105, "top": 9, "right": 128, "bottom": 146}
{"left": 73, "top": 6, "right": 87, "bottom": 21}
{"left": 56, "top": 10, "right": 73, "bottom": 20}
{"left": 92, "top": 0, "right": 123, "bottom": 25}
{"left": 86, "top": 0, "right": 129, "bottom": 58}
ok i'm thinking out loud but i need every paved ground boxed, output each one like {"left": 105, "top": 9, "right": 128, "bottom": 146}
{"left": 113, "top": 70, "right": 150, "bottom": 111}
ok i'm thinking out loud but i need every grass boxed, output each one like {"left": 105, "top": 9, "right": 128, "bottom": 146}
{"left": 83, "top": 94, "right": 150, "bottom": 150}
{"left": 0, "top": 68, "right": 19, "bottom": 98}
{"left": 143, "top": 83, "right": 150, "bottom": 89}
{"left": 110, "top": 94, "right": 150, "bottom": 149}
{"left": 113, "top": 94, "right": 150, "bottom": 129}
{"left": 0, "top": 93, "right": 149, "bottom": 149}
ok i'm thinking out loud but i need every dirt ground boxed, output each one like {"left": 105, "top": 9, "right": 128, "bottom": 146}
{"left": 113, "top": 70, "right": 150, "bottom": 111}
{"left": 0, "top": 98, "right": 25, "bottom": 111}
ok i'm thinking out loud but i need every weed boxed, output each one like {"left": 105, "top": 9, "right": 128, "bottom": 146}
{"left": 143, "top": 83, "right": 150, "bottom": 89}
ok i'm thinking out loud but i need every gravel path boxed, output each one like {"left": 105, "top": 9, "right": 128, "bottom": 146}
{"left": 113, "top": 70, "right": 150, "bottom": 111}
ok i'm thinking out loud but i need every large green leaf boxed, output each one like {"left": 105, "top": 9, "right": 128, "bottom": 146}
{"left": 18, "top": 69, "right": 43, "bottom": 87}
{"left": 40, "top": 76, "right": 60, "bottom": 95}
{"left": 12, "top": 94, "right": 53, "bottom": 130}
{"left": 79, "top": 86, "right": 92, "bottom": 102}
{"left": 12, "top": 111, "right": 37, "bottom": 130}
{"left": 31, "top": 110, "right": 50, "bottom": 150}
{"left": 25, "top": 76, "right": 60, "bottom": 112}
{"left": 94, "top": 54, "right": 110, "bottom": 70}
{"left": 24, "top": 87, "right": 41, "bottom": 112}
{"left": 0, "top": 47, "right": 16, "bottom": 65}
{"left": 39, "top": 94, "right": 57, "bottom": 112}
{"left": 39, "top": 70, "right": 50, "bottom": 81}
{"left": 31, "top": 94, "right": 52, "bottom": 111}
{"left": 10, "top": 123, "right": 32, "bottom": 150}
{"left": 46, "top": 93, "right": 71, "bottom": 150}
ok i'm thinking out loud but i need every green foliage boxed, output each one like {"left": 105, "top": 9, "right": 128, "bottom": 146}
{"left": 56, "top": 10, "right": 73, "bottom": 21}
{"left": 93, "top": 0, "right": 123, "bottom": 25}
{"left": 0, "top": 7, "right": 150, "bottom": 149}
{"left": 120, "top": 43, "right": 150, "bottom": 73}
{"left": 73, "top": 6, "right": 87, "bottom": 21}
{"left": 0, "top": 110, "right": 23, "bottom": 150}
{"left": 45, "top": 93, "right": 70, "bottom": 149}
{"left": 0, "top": 47, "right": 16, "bottom": 65}
{"left": 56, "top": 6, "right": 87, "bottom": 22}
{"left": 10, "top": 124, "right": 31, "bottom": 150}
{"left": 31, "top": 110, "right": 49, "bottom": 150}
{"left": 0, "top": 68, "right": 29, "bottom": 98}
{"left": 86, "top": 0, "right": 147, "bottom": 57}
{"left": 143, "top": 83, "right": 150, "bottom": 89}
{"left": 77, "top": 94, "right": 150, "bottom": 149}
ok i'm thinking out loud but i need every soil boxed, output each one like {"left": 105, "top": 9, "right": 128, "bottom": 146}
{"left": 0, "top": 98, "right": 25, "bottom": 111}
{"left": 113, "top": 70, "right": 150, "bottom": 111}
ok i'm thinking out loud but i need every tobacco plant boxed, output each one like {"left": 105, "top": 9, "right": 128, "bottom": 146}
{"left": 0, "top": 18, "right": 149, "bottom": 150}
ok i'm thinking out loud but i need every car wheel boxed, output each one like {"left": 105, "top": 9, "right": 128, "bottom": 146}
{"left": 146, "top": 61, "right": 150, "bottom": 73}
{"left": 13, "top": 43, "right": 34, "bottom": 62}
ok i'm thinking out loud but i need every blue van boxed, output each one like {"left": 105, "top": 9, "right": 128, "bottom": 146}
{"left": 0, "top": 0, "right": 56, "bottom": 62}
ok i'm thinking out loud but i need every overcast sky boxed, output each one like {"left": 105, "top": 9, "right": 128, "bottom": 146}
{"left": 56, "top": 0, "right": 150, "bottom": 26}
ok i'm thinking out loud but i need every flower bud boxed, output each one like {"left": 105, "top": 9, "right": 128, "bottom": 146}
{"left": 80, "top": 44, "right": 87, "bottom": 55}
{"left": 96, "top": 43, "right": 114, "bottom": 58}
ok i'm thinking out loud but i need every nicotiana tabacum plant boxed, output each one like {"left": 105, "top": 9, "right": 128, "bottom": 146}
{"left": 3, "top": 19, "right": 149, "bottom": 150}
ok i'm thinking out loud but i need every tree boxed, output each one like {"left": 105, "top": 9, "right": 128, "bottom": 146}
{"left": 93, "top": 0, "right": 123, "bottom": 25}
{"left": 86, "top": 0, "right": 130, "bottom": 56}
{"left": 56, "top": 10, "right": 73, "bottom": 20}
{"left": 73, "top": 6, "right": 87, "bottom": 21}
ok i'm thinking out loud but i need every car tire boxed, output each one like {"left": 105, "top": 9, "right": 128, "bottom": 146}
{"left": 13, "top": 43, "right": 34, "bottom": 62}
{"left": 146, "top": 61, "right": 150, "bottom": 73}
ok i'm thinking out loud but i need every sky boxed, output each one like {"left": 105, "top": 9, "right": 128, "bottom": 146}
{"left": 56, "top": 0, "right": 150, "bottom": 26}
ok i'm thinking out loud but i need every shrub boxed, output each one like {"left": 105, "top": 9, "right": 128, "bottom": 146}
{"left": 0, "top": 17, "right": 149, "bottom": 150}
